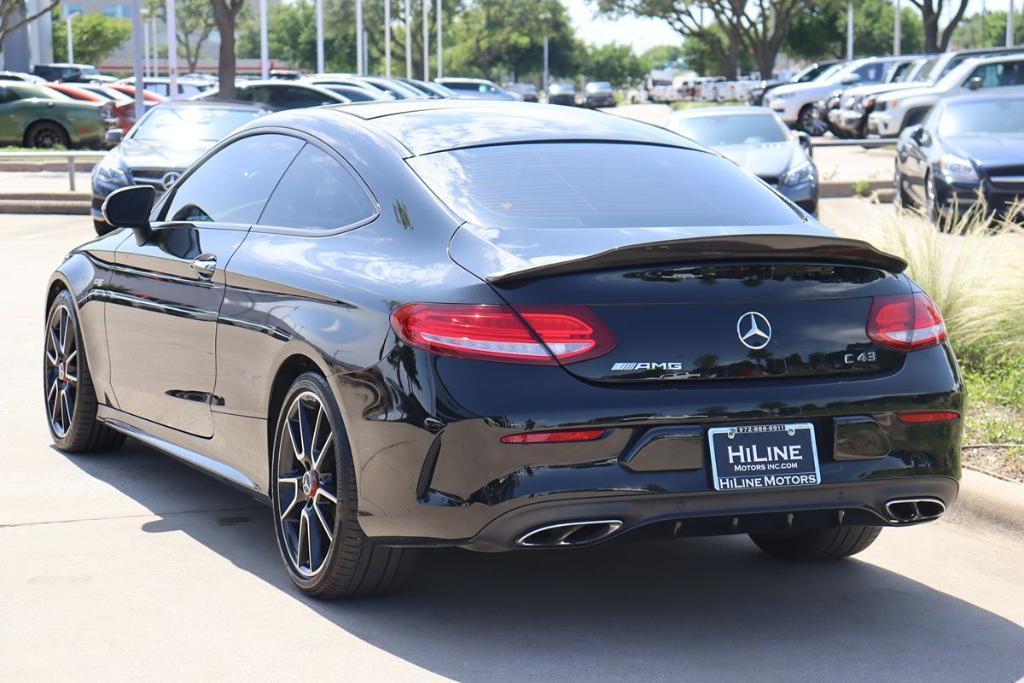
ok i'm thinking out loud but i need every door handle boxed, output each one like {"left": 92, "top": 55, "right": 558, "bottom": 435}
{"left": 189, "top": 253, "right": 217, "bottom": 280}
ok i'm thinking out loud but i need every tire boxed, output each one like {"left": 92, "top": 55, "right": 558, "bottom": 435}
{"left": 25, "top": 121, "right": 71, "bottom": 149}
{"left": 271, "top": 371, "right": 411, "bottom": 599}
{"left": 93, "top": 219, "right": 116, "bottom": 236}
{"left": 894, "top": 162, "right": 914, "bottom": 210}
{"left": 749, "top": 525, "right": 881, "bottom": 561}
{"left": 44, "top": 290, "right": 125, "bottom": 453}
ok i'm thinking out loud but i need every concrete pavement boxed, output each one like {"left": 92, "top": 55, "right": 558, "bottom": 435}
{"left": 1, "top": 214, "right": 1022, "bottom": 682}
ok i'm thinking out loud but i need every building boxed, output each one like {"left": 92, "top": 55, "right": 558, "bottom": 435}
{"left": 1, "top": 0, "right": 54, "bottom": 72}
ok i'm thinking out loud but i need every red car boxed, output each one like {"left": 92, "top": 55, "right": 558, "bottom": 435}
{"left": 44, "top": 83, "right": 125, "bottom": 133}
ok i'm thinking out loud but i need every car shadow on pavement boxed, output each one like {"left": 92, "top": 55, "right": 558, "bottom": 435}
{"left": 64, "top": 440, "right": 1024, "bottom": 681}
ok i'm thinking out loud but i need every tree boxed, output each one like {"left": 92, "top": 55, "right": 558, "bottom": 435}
{"left": 582, "top": 42, "right": 646, "bottom": 85}
{"left": 211, "top": 0, "right": 245, "bottom": 99}
{"left": 146, "top": 0, "right": 215, "bottom": 73}
{"left": 640, "top": 44, "right": 685, "bottom": 70}
{"left": 908, "top": 0, "right": 970, "bottom": 52}
{"left": 952, "top": 9, "right": 1024, "bottom": 49}
{"left": 0, "top": 0, "right": 57, "bottom": 53}
{"left": 681, "top": 25, "right": 754, "bottom": 76}
{"left": 595, "top": 0, "right": 816, "bottom": 78}
{"left": 51, "top": 8, "right": 132, "bottom": 64}
{"left": 785, "top": 0, "right": 923, "bottom": 60}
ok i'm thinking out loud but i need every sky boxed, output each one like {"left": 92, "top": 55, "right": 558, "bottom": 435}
{"left": 565, "top": 0, "right": 1018, "bottom": 54}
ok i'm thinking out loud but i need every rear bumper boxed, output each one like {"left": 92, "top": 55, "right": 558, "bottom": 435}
{"left": 346, "top": 343, "right": 963, "bottom": 549}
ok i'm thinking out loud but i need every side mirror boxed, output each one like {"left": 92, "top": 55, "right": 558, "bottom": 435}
{"left": 104, "top": 129, "right": 123, "bottom": 146}
{"left": 907, "top": 125, "right": 930, "bottom": 146}
{"left": 102, "top": 185, "right": 155, "bottom": 242}
{"left": 967, "top": 76, "right": 983, "bottom": 91}
{"left": 797, "top": 131, "right": 813, "bottom": 157}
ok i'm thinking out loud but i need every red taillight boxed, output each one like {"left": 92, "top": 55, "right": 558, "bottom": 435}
{"left": 390, "top": 303, "right": 615, "bottom": 365}
{"left": 867, "top": 292, "right": 947, "bottom": 351}
{"left": 896, "top": 411, "right": 959, "bottom": 424}
{"left": 500, "top": 429, "right": 607, "bottom": 444}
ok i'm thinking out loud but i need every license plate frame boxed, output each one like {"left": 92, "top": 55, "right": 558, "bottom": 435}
{"left": 708, "top": 423, "right": 821, "bottom": 492}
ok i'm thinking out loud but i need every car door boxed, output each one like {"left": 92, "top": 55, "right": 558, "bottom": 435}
{"left": 106, "top": 133, "right": 304, "bottom": 437}
{"left": 0, "top": 86, "right": 22, "bottom": 144}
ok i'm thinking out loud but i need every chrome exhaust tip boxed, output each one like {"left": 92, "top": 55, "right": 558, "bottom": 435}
{"left": 517, "top": 520, "right": 623, "bottom": 547}
{"left": 885, "top": 497, "right": 946, "bottom": 524}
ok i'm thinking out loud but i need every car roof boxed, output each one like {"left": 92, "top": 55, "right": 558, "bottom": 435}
{"left": 943, "top": 90, "right": 1024, "bottom": 106}
{"left": 158, "top": 99, "right": 269, "bottom": 111}
{"left": 436, "top": 77, "right": 493, "bottom": 84}
{"left": 670, "top": 105, "right": 776, "bottom": 119}
{"left": 320, "top": 100, "right": 699, "bottom": 156}
{"left": 957, "top": 52, "right": 1024, "bottom": 65}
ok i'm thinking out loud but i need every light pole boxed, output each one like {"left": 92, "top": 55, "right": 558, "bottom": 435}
{"left": 165, "top": 0, "right": 178, "bottom": 97}
{"left": 542, "top": 35, "right": 549, "bottom": 98}
{"left": 1009, "top": 0, "right": 1016, "bottom": 47}
{"left": 894, "top": 0, "right": 901, "bottom": 55}
{"left": 422, "top": 0, "right": 428, "bottom": 79}
{"left": 65, "top": 10, "right": 78, "bottom": 64}
{"left": 385, "top": 0, "right": 391, "bottom": 78}
{"left": 259, "top": 0, "right": 269, "bottom": 79}
{"left": 405, "top": 0, "right": 412, "bottom": 78}
{"left": 150, "top": 15, "right": 158, "bottom": 76}
{"left": 436, "top": 0, "right": 442, "bottom": 78}
{"left": 846, "top": 0, "right": 854, "bottom": 60}
{"left": 131, "top": 0, "right": 145, "bottom": 120}
{"left": 356, "top": 0, "right": 364, "bottom": 75}
{"left": 142, "top": 11, "right": 150, "bottom": 76}
{"left": 315, "top": 0, "right": 324, "bottom": 73}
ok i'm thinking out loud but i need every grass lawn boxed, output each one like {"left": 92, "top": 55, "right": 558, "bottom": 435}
{"left": 960, "top": 350, "right": 1024, "bottom": 482}
{"left": 669, "top": 100, "right": 735, "bottom": 110}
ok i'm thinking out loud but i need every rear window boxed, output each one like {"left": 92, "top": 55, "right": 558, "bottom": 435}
{"left": 408, "top": 143, "right": 799, "bottom": 229}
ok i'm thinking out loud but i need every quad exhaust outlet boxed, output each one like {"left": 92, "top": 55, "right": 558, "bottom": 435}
{"left": 517, "top": 520, "right": 623, "bottom": 547}
{"left": 885, "top": 497, "right": 946, "bottom": 524}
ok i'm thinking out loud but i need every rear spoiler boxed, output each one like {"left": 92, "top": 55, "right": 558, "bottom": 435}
{"left": 486, "top": 233, "right": 907, "bottom": 286}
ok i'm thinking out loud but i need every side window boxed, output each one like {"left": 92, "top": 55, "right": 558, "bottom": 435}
{"left": 164, "top": 134, "right": 304, "bottom": 225}
{"left": 258, "top": 144, "right": 375, "bottom": 231}
{"left": 856, "top": 63, "right": 882, "bottom": 83}
{"left": 0, "top": 87, "right": 17, "bottom": 104}
{"left": 235, "top": 87, "right": 259, "bottom": 103}
{"left": 147, "top": 82, "right": 169, "bottom": 97}
{"left": 274, "top": 87, "right": 327, "bottom": 109}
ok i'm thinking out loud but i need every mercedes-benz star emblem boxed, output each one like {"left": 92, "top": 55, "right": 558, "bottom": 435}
{"left": 737, "top": 311, "right": 772, "bottom": 350}
{"left": 161, "top": 171, "right": 181, "bottom": 191}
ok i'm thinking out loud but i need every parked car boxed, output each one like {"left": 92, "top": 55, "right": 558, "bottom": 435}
{"left": 765, "top": 57, "right": 909, "bottom": 135}
{"left": 314, "top": 83, "right": 392, "bottom": 102}
{"left": 31, "top": 62, "right": 113, "bottom": 83}
{"left": 357, "top": 76, "right": 426, "bottom": 99}
{"left": 828, "top": 57, "right": 934, "bottom": 138}
{"left": 43, "top": 83, "right": 120, "bottom": 134}
{"left": 436, "top": 77, "right": 520, "bottom": 100}
{"left": 894, "top": 92, "right": 1024, "bottom": 223}
{"left": 0, "top": 70, "right": 45, "bottom": 83}
{"left": 117, "top": 77, "right": 215, "bottom": 99}
{"left": 583, "top": 81, "right": 616, "bottom": 108}
{"left": 307, "top": 75, "right": 395, "bottom": 98}
{"left": 108, "top": 83, "right": 167, "bottom": 111}
{"left": 396, "top": 77, "right": 456, "bottom": 99}
{"left": 90, "top": 100, "right": 268, "bottom": 234}
{"left": 0, "top": 80, "right": 108, "bottom": 148}
{"left": 547, "top": 82, "right": 577, "bottom": 106}
{"left": 869, "top": 53, "right": 1024, "bottom": 137}
{"left": 747, "top": 60, "right": 842, "bottom": 106}
{"left": 823, "top": 56, "right": 923, "bottom": 137}
{"left": 503, "top": 82, "right": 539, "bottom": 102}
{"left": 51, "top": 99, "right": 961, "bottom": 599}
{"left": 667, "top": 106, "right": 818, "bottom": 214}
{"left": 194, "top": 81, "right": 351, "bottom": 110}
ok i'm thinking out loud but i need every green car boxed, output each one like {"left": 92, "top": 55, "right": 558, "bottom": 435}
{"left": 0, "top": 81, "right": 108, "bottom": 148}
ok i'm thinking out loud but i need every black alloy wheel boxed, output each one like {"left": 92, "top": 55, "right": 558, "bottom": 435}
{"left": 271, "top": 372, "right": 410, "bottom": 598}
{"left": 44, "top": 291, "right": 125, "bottom": 452}
{"left": 26, "top": 121, "right": 70, "bottom": 149}
{"left": 797, "top": 105, "right": 828, "bottom": 137}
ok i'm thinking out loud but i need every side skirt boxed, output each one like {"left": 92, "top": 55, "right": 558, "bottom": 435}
{"left": 98, "top": 405, "right": 271, "bottom": 505}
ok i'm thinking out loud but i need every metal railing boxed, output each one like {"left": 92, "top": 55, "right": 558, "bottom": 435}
{"left": 0, "top": 150, "right": 106, "bottom": 192}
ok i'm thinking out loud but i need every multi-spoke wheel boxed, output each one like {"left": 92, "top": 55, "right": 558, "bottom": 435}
{"left": 271, "top": 372, "right": 411, "bottom": 598}
{"left": 43, "top": 290, "right": 125, "bottom": 452}
{"left": 277, "top": 391, "right": 339, "bottom": 577}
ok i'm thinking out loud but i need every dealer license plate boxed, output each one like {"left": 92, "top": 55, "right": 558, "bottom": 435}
{"left": 708, "top": 423, "right": 820, "bottom": 491}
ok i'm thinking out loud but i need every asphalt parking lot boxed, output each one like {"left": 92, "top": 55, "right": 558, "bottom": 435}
{"left": 2, "top": 211, "right": 1023, "bottom": 681}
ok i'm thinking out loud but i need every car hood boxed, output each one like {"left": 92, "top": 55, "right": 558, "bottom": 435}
{"left": 944, "top": 134, "right": 1024, "bottom": 169}
{"left": 769, "top": 81, "right": 842, "bottom": 99}
{"left": 118, "top": 137, "right": 215, "bottom": 170}
{"left": 843, "top": 81, "right": 930, "bottom": 98}
{"left": 713, "top": 142, "right": 796, "bottom": 178}
{"left": 448, "top": 218, "right": 906, "bottom": 285}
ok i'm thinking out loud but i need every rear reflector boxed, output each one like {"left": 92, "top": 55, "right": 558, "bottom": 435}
{"left": 391, "top": 303, "right": 614, "bottom": 364}
{"left": 896, "top": 411, "right": 959, "bottom": 424}
{"left": 501, "top": 429, "right": 607, "bottom": 444}
{"left": 867, "top": 292, "right": 947, "bottom": 352}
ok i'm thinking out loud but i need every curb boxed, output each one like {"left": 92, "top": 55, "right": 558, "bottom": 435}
{"left": 950, "top": 468, "right": 1024, "bottom": 539}
{"left": 0, "top": 198, "right": 91, "bottom": 215}
{"left": 820, "top": 179, "right": 892, "bottom": 201}
{"left": 0, "top": 161, "right": 95, "bottom": 173}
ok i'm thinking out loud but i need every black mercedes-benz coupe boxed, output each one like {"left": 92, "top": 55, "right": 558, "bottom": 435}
{"left": 45, "top": 100, "right": 962, "bottom": 599}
